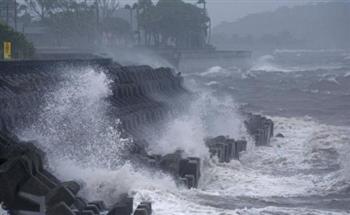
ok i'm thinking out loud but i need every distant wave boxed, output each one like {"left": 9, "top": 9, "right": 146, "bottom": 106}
{"left": 250, "top": 55, "right": 279, "bottom": 71}
{"left": 320, "top": 75, "right": 340, "bottom": 85}
{"left": 251, "top": 55, "right": 347, "bottom": 73}
{"left": 274, "top": 49, "right": 347, "bottom": 54}
{"left": 250, "top": 55, "right": 298, "bottom": 73}
{"left": 205, "top": 81, "right": 219, "bottom": 86}
{"left": 200, "top": 66, "right": 231, "bottom": 77}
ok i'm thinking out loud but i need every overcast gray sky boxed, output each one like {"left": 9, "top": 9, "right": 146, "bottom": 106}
{"left": 118, "top": 0, "right": 326, "bottom": 26}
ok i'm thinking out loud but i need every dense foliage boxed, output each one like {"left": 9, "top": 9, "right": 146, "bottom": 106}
{"left": 137, "top": 0, "right": 210, "bottom": 49}
{"left": 17, "top": 0, "right": 209, "bottom": 49}
{"left": 0, "top": 21, "right": 34, "bottom": 59}
{"left": 22, "top": 0, "right": 131, "bottom": 48}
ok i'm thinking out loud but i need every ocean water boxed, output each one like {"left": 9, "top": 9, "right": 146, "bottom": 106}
{"left": 4, "top": 50, "right": 350, "bottom": 214}
{"left": 164, "top": 49, "right": 350, "bottom": 214}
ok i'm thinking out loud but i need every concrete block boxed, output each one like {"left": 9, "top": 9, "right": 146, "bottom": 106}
{"left": 41, "top": 169, "right": 61, "bottom": 185}
{"left": 20, "top": 176, "right": 50, "bottom": 196}
{"left": 134, "top": 208, "right": 148, "bottom": 215}
{"left": 89, "top": 201, "right": 107, "bottom": 211}
{"left": 73, "top": 197, "right": 87, "bottom": 211}
{"left": 108, "top": 196, "right": 133, "bottom": 215}
{"left": 12, "top": 192, "right": 45, "bottom": 212}
{"left": 209, "top": 147, "right": 218, "bottom": 159}
{"left": 62, "top": 181, "right": 81, "bottom": 195}
{"left": 185, "top": 174, "right": 195, "bottom": 189}
{"left": 0, "top": 157, "right": 32, "bottom": 208}
{"left": 217, "top": 144, "right": 226, "bottom": 163}
{"left": 74, "top": 210, "right": 95, "bottom": 215}
{"left": 179, "top": 177, "right": 188, "bottom": 188}
{"left": 47, "top": 202, "right": 75, "bottom": 215}
{"left": 225, "top": 141, "right": 235, "bottom": 160}
{"left": 188, "top": 157, "right": 201, "bottom": 178}
{"left": 85, "top": 204, "right": 99, "bottom": 214}
{"left": 255, "top": 129, "right": 264, "bottom": 146}
{"left": 139, "top": 202, "right": 152, "bottom": 215}
{"left": 21, "top": 142, "right": 46, "bottom": 174}
{"left": 223, "top": 143, "right": 231, "bottom": 163}
{"left": 232, "top": 142, "right": 238, "bottom": 160}
{"left": 46, "top": 185, "right": 76, "bottom": 208}
{"left": 238, "top": 140, "right": 247, "bottom": 152}
{"left": 159, "top": 152, "right": 182, "bottom": 175}
{"left": 179, "top": 158, "right": 200, "bottom": 188}
{"left": 35, "top": 172, "right": 57, "bottom": 189}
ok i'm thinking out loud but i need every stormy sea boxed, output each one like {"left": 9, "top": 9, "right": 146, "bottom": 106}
{"left": 2, "top": 49, "right": 350, "bottom": 215}
{"left": 182, "top": 49, "right": 350, "bottom": 215}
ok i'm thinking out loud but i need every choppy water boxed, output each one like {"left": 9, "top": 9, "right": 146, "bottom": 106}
{"left": 4, "top": 49, "right": 350, "bottom": 214}
{"left": 175, "top": 49, "right": 350, "bottom": 214}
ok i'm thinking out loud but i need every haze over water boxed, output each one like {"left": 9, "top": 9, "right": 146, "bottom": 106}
{"left": 12, "top": 49, "right": 349, "bottom": 215}
{"left": 1, "top": 1, "right": 350, "bottom": 214}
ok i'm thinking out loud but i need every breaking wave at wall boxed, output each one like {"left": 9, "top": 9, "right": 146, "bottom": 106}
{"left": 146, "top": 85, "right": 244, "bottom": 159}
{"left": 131, "top": 116, "right": 350, "bottom": 215}
{"left": 13, "top": 66, "right": 177, "bottom": 205}
{"left": 19, "top": 66, "right": 129, "bottom": 168}
{"left": 11, "top": 64, "right": 248, "bottom": 206}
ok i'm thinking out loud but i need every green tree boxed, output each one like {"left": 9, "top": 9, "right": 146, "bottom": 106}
{"left": 137, "top": 0, "right": 210, "bottom": 49}
{"left": 44, "top": 1, "right": 132, "bottom": 48}
{"left": 95, "top": 0, "right": 120, "bottom": 22}
{"left": 23, "top": 0, "right": 60, "bottom": 20}
{"left": 45, "top": 1, "right": 97, "bottom": 47}
{"left": 124, "top": 4, "right": 133, "bottom": 30}
{"left": 132, "top": 3, "right": 141, "bottom": 44}
{"left": 102, "top": 16, "right": 133, "bottom": 46}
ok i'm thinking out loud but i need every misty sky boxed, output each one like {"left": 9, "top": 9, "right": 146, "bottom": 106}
{"left": 118, "top": 0, "right": 328, "bottom": 26}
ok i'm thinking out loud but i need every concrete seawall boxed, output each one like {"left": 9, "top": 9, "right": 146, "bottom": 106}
{"left": 0, "top": 59, "right": 275, "bottom": 214}
{"left": 0, "top": 58, "right": 189, "bottom": 136}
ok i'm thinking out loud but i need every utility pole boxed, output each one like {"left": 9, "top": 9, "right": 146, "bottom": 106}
{"left": 208, "top": 19, "right": 211, "bottom": 45}
{"left": 14, "top": 0, "right": 17, "bottom": 31}
{"left": 95, "top": 0, "right": 101, "bottom": 46}
{"left": 95, "top": 0, "right": 99, "bottom": 27}
{"left": 6, "top": 0, "right": 9, "bottom": 24}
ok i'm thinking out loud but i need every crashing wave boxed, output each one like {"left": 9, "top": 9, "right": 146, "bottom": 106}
{"left": 200, "top": 66, "right": 231, "bottom": 77}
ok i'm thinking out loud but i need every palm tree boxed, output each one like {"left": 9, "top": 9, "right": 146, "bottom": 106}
{"left": 197, "top": 0, "right": 210, "bottom": 45}
{"left": 137, "top": 0, "right": 153, "bottom": 11}
{"left": 136, "top": 0, "right": 154, "bottom": 46}
{"left": 132, "top": 3, "right": 141, "bottom": 45}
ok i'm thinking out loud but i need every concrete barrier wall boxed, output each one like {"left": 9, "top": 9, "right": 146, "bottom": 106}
{"left": 205, "top": 136, "right": 247, "bottom": 162}
{"left": 244, "top": 113, "right": 274, "bottom": 146}
{"left": 0, "top": 59, "right": 189, "bottom": 134}
{"left": 0, "top": 59, "right": 276, "bottom": 214}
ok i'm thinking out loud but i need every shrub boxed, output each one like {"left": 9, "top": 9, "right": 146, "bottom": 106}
{"left": 0, "top": 21, "right": 35, "bottom": 59}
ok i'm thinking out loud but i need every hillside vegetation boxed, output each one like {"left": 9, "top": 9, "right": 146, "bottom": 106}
{"left": 212, "top": 2, "right": 350, "bottom": 51}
